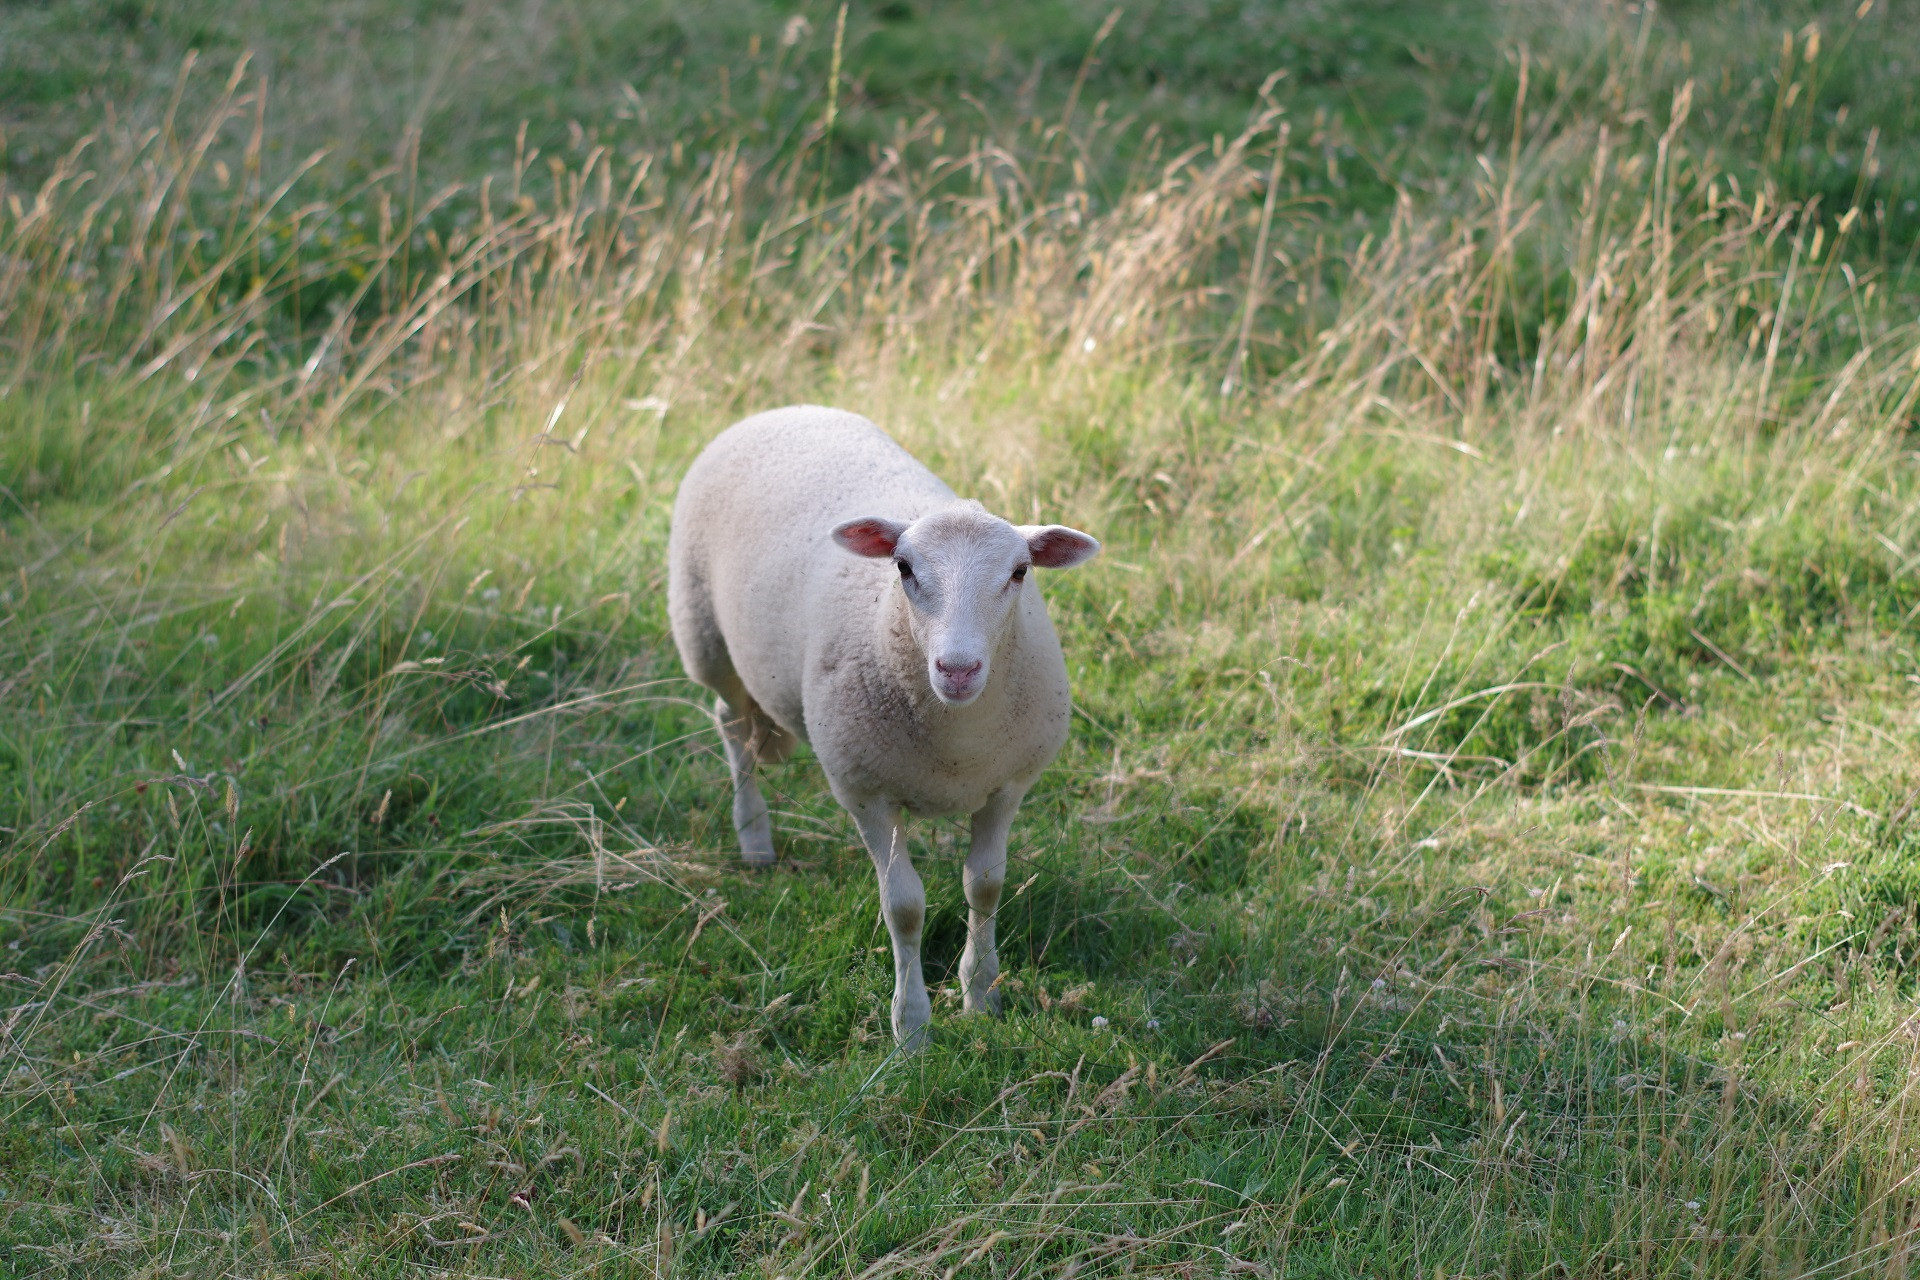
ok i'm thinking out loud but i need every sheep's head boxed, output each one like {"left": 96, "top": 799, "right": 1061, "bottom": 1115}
{"left": 833, "top": 504, "right": 1099, "bottom": 706}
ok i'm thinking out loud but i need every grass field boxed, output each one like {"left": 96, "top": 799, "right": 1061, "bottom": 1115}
{"left": 4, "top": 1, "right": 1920, "bottom": 1275}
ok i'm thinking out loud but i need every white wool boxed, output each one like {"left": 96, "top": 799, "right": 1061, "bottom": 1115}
{"left": 667, "top": 405, "right": 1099, "bottom": 1047}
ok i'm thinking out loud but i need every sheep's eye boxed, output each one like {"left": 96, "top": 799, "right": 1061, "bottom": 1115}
{"left": 1011, "top": 564, "right": 1029, "bottom": 583}
{"left": 896, "top": 560, "right": 914, "bottom": 580}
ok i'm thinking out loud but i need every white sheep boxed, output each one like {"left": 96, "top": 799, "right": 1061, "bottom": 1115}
{"left": 667, "top": 405, "right": 1100, "bottom": 1048}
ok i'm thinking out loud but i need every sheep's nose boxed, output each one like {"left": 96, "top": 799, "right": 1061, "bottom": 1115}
{"left": 936, "top": 658, "right": 983, "bottom": 679}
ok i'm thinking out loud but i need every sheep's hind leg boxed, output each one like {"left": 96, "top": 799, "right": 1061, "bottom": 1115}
{"left": 850, "top": 797, "right": 931, "bottom": 1050}
{"left": 713, "top": 689, "right": 782, "bottom": 867}
{"left": 959, "top": 789, "right": 1018, "bottom": 1016}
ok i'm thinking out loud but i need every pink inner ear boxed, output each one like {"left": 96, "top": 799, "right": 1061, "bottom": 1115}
{"left": 1026, "top": 525, "right": 1100, "bottom": 568}
{"left": 832, "top": 517, "right": 904, "bottom": 558}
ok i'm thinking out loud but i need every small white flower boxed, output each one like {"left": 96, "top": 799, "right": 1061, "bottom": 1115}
{"left": 1146, "top": 1019, "right": 1161, "bottom": 1030}
{"left": 1371, "top": 978, "right": 1386, "bottom": 990}
{"left": 1090, "top": 1016, "right": 1109, "bottom": 1029}
{"left": 1686, "top": 1200, "right": 1701, "bottom": 1211}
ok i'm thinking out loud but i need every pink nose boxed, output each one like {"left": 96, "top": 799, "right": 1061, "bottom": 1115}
{"left": 936, "top": 659, "right": 982, "bottom": 682}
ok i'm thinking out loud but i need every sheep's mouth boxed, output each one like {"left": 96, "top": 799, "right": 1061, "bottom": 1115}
{"left": 931, "top": 667, "right": 986, "bottom": 705}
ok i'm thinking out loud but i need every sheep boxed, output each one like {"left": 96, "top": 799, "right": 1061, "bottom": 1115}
{"left": 667, "top": 405, "right": 1100, "bottom": 1048}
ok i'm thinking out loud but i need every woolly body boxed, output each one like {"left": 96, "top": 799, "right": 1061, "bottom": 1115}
{"left": 668, "top": 407, "right": 1073, "bottom": 815}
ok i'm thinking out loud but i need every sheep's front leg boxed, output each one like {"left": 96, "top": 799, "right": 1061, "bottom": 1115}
{"left": 959, "top": 789, "right": 1018, "bottom": 1016}
{"left": 850, "top": 798, "right": 931, "bottom": 1049}
{"left": 714, "top": 696, "right": 775, "bottom": 866}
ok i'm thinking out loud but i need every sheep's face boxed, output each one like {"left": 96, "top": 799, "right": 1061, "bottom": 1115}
{"left": 834, "top": 505, "right": 1099, "bottom": 706}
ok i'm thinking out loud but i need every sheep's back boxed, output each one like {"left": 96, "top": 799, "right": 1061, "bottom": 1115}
{"left": 668, "top": 406, "right": 955, "bottom": 736}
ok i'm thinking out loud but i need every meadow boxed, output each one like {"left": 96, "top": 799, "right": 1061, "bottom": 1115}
{"left": 3, "top": 0, "right": 1920, "bottom": 1275}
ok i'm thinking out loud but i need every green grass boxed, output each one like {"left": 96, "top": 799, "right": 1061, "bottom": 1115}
{"left": 4, "top": 0, "right": 1920, "bottom": 1275}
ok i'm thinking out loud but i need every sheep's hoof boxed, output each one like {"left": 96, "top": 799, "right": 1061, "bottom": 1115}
{"left": 962, "top": 987, "right": 1004, "bottom": 1017}
{"left": 892, "top": 996, "right": 933, "bottom": 1052}
{"left": 740, "top": 849, "right": 777, "bottom": 870}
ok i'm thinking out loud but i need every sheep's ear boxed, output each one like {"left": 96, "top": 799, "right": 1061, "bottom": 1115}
{"left": 1018, "top": 525, "right": 1101, "bottom": 569}
{"left": 832, "top": 516, "right": 908, "bottom": 558}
